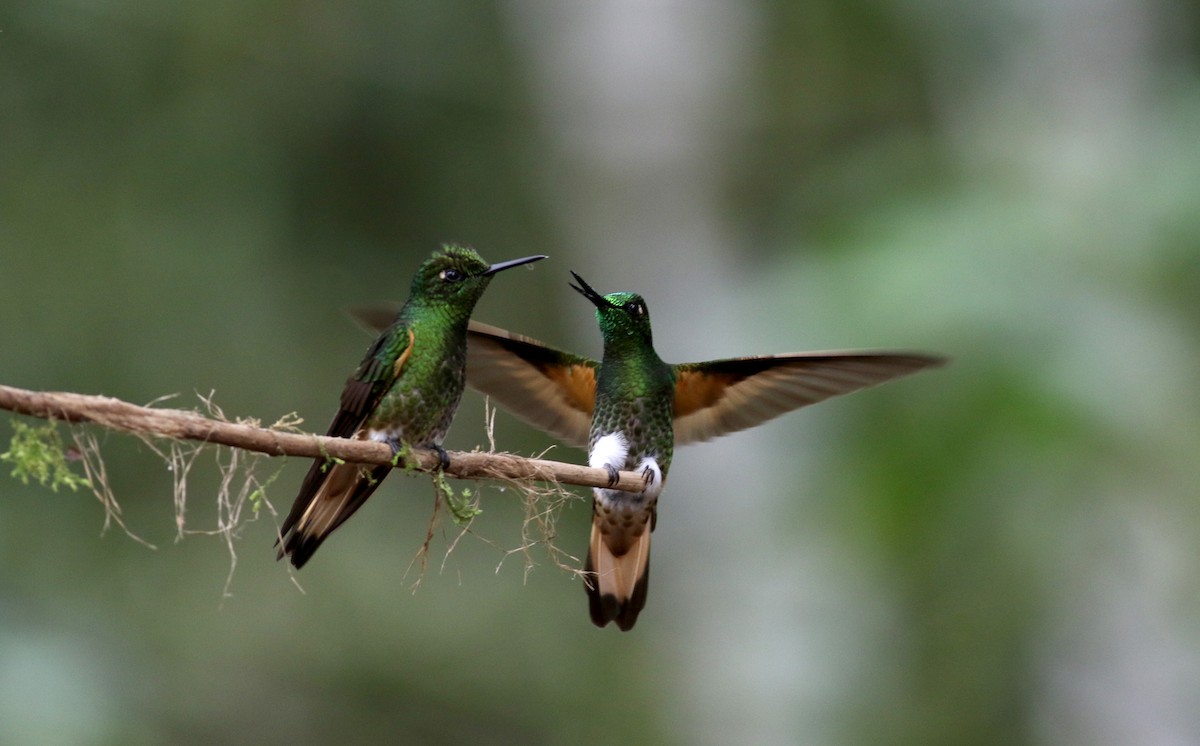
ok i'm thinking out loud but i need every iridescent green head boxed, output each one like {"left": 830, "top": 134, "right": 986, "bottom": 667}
{"left": 410, "top": 245, "right": 545, "bottom": 309}
{"left": 569, "top": 271, "right": 654, "bottom": 348}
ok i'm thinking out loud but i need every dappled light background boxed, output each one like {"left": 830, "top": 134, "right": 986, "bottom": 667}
{"left": 3, "top": 2, "right": 1200, "bottom": 744}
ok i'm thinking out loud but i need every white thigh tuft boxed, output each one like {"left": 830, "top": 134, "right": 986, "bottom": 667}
{"left": 634, "top": 456, "right": 664, "bottom": 500}
{"left": 589, "top": 432, "right": 629, "bottom": 471}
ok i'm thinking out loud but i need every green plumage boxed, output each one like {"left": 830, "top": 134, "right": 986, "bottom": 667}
{"left": 588, "top": 291, "right": 676, "bottom": 489}
{"left": 363, "top": 311, "right": 467, "bottom": 443}
{"left": 457, "top": 272, "right": 945, "bottom": 630}
{"left": 570, "top": 281, "right": 674, "bottom": 630}
{"left": 277, "top": 245, "right": 545, "bottom": 568}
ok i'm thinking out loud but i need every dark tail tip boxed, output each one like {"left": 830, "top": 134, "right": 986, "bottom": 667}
{"left": 583, "top": 550, "right": 650, "bottom": 631}
{"left": 276, "top": 532, "right": 319, "bottom": 569}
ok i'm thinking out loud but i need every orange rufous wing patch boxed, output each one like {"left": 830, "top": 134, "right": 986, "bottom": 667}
{"left": 672, "top": 350, "right": 946, "bottom": 445}
{"left": 392, "top": 328, "right": 415, "bottom": 378}
{"left": 465, "top": 320, "right": 598, "bottom": 448}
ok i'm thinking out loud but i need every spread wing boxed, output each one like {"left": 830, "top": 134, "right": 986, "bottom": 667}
{"left": 672, "top": 351, "right": 946, "bottom": 445}
{"left": 465, "top": 321, "right": 598, "bottom": 448}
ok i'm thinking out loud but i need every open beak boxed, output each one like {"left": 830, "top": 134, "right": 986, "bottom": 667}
{"left": 569, "top": 271, "right": 614, "bottom": 309}
{"left": 484, "top": 254, "right": 547, "bottom": 276}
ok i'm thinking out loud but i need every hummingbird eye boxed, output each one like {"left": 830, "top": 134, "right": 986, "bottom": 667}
{"left": 439, "top": 268, "right": 465, "bottom": 283}
{"left": 626, "top": 302, "right": 644, "bottom": 316}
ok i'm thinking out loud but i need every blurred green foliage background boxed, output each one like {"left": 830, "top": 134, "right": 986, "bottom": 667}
{"left": 3, "top": 2, "right": 1200, "bottom": 744}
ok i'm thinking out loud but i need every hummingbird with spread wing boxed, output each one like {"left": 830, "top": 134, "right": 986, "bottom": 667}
{"left": 276, "top": 245, "right": 545, "bottom": 569}
{"left": 462, "top": 272, "right": 945, "bottom": 630}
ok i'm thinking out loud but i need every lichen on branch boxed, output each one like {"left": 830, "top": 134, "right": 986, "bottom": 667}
{"left": 0, "top": 420, "right": 89, "bottom": 492}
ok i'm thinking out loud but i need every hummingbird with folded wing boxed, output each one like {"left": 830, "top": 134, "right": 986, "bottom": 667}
{"left": 276, "top": 246, "right": 545, "bottom": 568}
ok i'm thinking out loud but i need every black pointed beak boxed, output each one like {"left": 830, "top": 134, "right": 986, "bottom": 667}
{"left": 569, "top": 271, "right": 613, "bottom": 309}
{"left": 483, "top": 254, "right": 547, "bottom": 276}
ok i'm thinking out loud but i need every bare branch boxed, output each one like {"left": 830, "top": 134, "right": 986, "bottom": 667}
{"left": 0, "top": 383, "right": 647, "bottom": 492}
